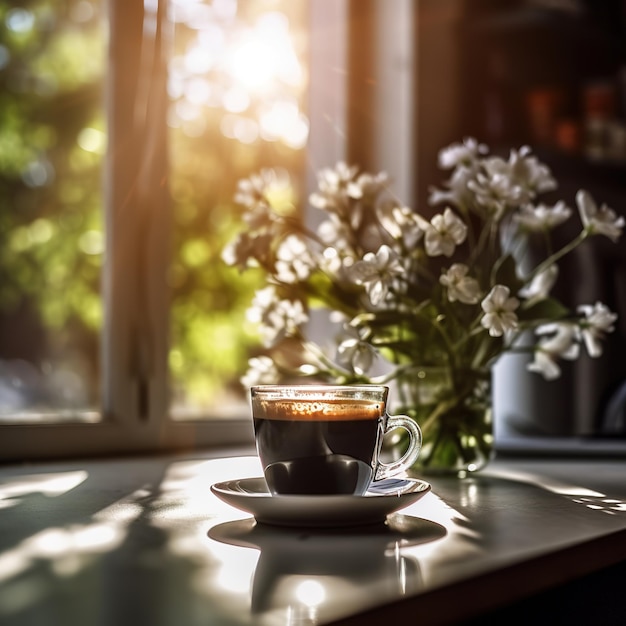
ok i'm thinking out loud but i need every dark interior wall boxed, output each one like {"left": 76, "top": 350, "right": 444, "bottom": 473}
{"left": 414, "top": 0, "right": 465, "bottom": 208}
{"left": 415, "top": 0, "right": 626, "bottom": 436}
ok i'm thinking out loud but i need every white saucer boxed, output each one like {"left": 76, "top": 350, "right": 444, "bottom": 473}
{"left": 210, "top": 476, "right": 431, "bottom": 528}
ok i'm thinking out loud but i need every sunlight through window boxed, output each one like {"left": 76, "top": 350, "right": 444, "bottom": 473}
{"left": 168, "top": 0, "right": 308, "bottom": 418}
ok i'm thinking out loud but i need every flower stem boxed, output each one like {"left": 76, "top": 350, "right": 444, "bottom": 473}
{"left": 527, "top": 230, "right": 587, "bottom": 283}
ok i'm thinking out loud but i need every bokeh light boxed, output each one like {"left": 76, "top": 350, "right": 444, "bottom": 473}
{"left": 169, "top": 1, "right": 308, "bottom": 148}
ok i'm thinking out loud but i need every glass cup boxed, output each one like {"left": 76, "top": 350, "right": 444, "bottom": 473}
{"left": 251, "top": 384, "right": 422, "bottom": 496}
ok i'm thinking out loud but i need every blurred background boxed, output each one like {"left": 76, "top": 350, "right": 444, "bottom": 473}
{"left": 0, "top": 0, "right": 624, "bottom": 447}
{"left": 0, "top": 0, "right": 308, "bottom": 425}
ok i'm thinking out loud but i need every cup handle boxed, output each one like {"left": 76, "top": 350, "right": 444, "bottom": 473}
{"left": 374, "top": 414, "right": 422, "bottom": 481}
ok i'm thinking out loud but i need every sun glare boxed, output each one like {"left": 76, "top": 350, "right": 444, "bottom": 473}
{"left": 172, "top": 5, "right": 307, "bottom": 147}
{"left": 227, "top": 12, "right": 302, "bottom": 93}
{"left": 228, "top": 36, "right": 275, "bottom": 92}
{"left": 295, "top": 579, "right": 326, "bottom": 607}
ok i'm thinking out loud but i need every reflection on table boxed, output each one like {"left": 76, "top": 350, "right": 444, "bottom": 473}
{"left": 209, "top": 515, "right": 446, "bottom": 624}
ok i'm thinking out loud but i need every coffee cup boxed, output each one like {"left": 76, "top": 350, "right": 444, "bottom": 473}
{"left": 251, "top": 384, "right": 422, "bottom": 496}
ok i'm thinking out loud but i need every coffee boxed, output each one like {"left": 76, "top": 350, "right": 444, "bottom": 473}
{"left": 253, "top": 398, "right": 384, "bottom": 495}
{"left": 251, "top": 385, "right": 421, "bottom": 497}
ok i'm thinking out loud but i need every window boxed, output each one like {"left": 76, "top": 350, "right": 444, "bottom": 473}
{"left": 0, "top": 0, "right": 419, "bottom": 460}
{"left": 0, "top": 0, "right": 105, "bottom": 426}
{"left": 0, "top": 0, "right": 319, "bottom": 459}
{"left": 167, "top": 0, "right": 309, "bottom": 420}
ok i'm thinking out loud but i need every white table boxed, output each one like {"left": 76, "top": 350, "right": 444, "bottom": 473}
{"left": 0, "top": 449, "right": 625, "bottom": 625}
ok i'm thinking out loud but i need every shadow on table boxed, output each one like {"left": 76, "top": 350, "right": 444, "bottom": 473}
{"left": 0, "top": 455, "right": 234, "bottom": 626}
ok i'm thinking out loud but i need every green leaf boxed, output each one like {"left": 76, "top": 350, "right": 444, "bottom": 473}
{"left": 518, "top": 297, "right": 570, "bottom": 322}
{"left": 305, "top": 271, "right": 358, "bottom": 313}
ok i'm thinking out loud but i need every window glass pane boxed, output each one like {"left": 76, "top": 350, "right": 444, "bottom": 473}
{"left": 169, "top": 0, "right": 308, "bottom": 418}
{"left": 0, "top": 0, "right": 105, "bottom": 422}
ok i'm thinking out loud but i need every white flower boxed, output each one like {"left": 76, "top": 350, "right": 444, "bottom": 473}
{"left": 527, "top": 351, "right": 562, "bottom": 381}
{"left": 577, "top": 302, "right": 617, "bottom": 357}
{"left": 527, "top": 322, "right": 580, "bottom": 380}
{"left": 309, "top": 161, "right": 357, "bottom": 212}
{"left": 268, "top": 299, "right": 308, "bottom": 345}
{"left": 438, "top": 137, "right": 487, "bottom": 169}
{"left": 221, "top": 234, "right": 250, "bottom": 268}
{"left": 234, "top": 169, "right": 290, "bottom": 228}
{"left": 469, "top": 147, "right": 556, "bottom": 218}
{"left": 348, "top": 244, "right": 405, "bottom": 306}
{"left": 317, "top": 246, "right": 341, "bottom": 276}
{"left": 241, "top": 356, "right": 280, "bottom": 388}
{"left": 505, "top": 146, "right": 557, "bottom": 196}
{"left": 519, "top": 265, "right": 558, "bottom": 305}
{"left": 439, "top": 264, "right": 481, "bottom": 304}
{"left": 378, "top": 204, "right": 423, "bottom": 248}
{"left": 480, "top": 285, "right": 520, "bottom": 337}
{"left": 429, "top": 164, "right": 478, "bottom": 208}
{"left": 246, "top": 286, "right": 277, "bottom": 324}
{"left": 226, "top": 143, "right": 623, "bottom": 395}
{"left": 275, "top": 235, "right": 316, "bottom": 283}
{"left": 514, "top": 201, "right": 572, "bottom": 231}
{"left": 317, "top": 216, "right": 351, "bottom": 248}
{"left": 576, "top": 190, "right": 624, "bottom": 242}
{"left": 421, "top": 208, "right": 467, "bottom": 257}
{"left": 336, "top": 326, "right": 377, "bottom": 375}
{"left": 234, "top": 169, "right": 275, "bottom": 209}
{"left": 469, "top": 166, "right": 526, "bottom": 218}
{"left": 309, "top": 162, "right": 385, "bottom": 231}
{"left": 347, "top": 171, "right": 389, "bottom": 200}
{"left": 247, "top": 287, "right": 308, "bottom": 347}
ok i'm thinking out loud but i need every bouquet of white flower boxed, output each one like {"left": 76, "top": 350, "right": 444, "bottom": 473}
{"left": 223, "top": 138, "right": 624, "bottom": 474}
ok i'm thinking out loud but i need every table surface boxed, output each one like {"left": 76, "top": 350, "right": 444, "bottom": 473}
{"left": 1, "top": 449, "right": 626, "bottom": 625}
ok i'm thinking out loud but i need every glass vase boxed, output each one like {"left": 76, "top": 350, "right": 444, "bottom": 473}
{"left": 392, "top": 366, "right": 493, "bottom": 477}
